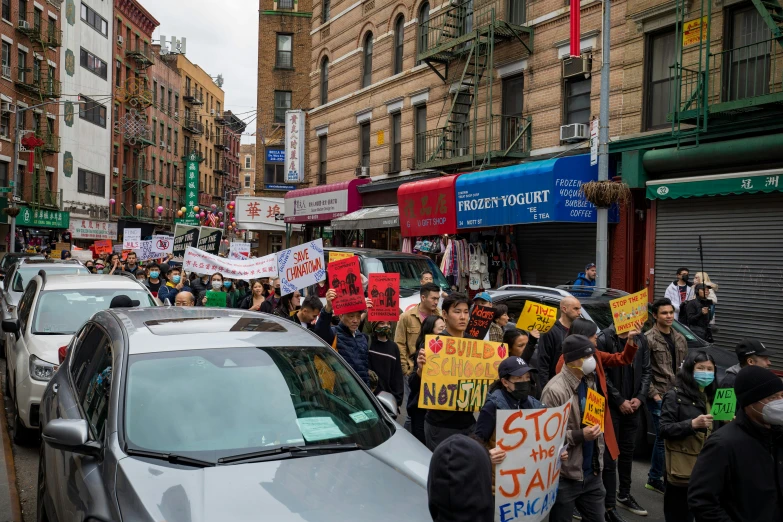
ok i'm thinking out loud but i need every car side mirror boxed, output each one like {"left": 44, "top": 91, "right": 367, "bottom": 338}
{"left": 376, "top": 391, "right": 398, "bottom": 419}
{"left": 42, "top": 419, "right": 101, "bottom": 457}
{"left": 1, "top": 320, "right": 18, "bottom": 334}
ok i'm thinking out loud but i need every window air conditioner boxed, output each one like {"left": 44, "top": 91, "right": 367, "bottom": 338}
{"left": 560, "top": 123, "right": 589, "bottom": 142}
{"left": 117, "top": 35, "right": 124, "bottom": 45}
{"left": 355, "top": 166, "right": 369, "bottom": 178}
{"left": 18, "top": 20, "right": 29, "bottom": 30}
{"left": 112, "top": 167, "right": 119, "bottom": 174}
{"left": 1, "top": 102, "right": 16, "bottom": 113}
{"left": 160, "top": 141, "right": 165, "bottom": 148}
{"left": 167, "top": 145, "right": 171, "bottom": 152}
{"left": 1, "top": 66, "right": 10, "bottom": 79}
{"left": 210, "top": 109, "right": 216, "bottom": 116}
{"left": 562, "top": 55, "right": 592, "bottom": 79}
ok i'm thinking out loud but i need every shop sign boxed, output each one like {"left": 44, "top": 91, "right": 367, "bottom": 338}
{"left": 175, "top": 152, "right": 201, "bottom": 226}
{"left": 16, "top": 206, "right": 70, "bottom": 229}
{"left": 63, "top": 151, "right": 74, "bottom": 178}
{"left": 286, "top": 191, "right": 349, "bottom": 222}
{"left": 68, "top": 219, "right": 118, "bottom": 240}
{"left": 235, "top": 196, "right": 285, "bottom": 230}
{"left": 647, "top": 173, "right": 782, "bottom": 200}
{"left": 399, "top": 186, "right": 455, "bottom": 236}
{"left": 266, "top": 148, "right": 285, "bottom": 163}
{"left": 683, "top": 16, "right": 708, "bottom": 47}
{"left": 284, "top": 110, "right": 305, "bottom": 183}
{"left": 265, "top": 184, "right": 296, "bottom": 191}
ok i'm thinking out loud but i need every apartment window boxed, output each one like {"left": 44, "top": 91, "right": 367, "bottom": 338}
{"left": 276, "top": 34, "right": 292, "bottom": 68}
{"left": 274, "top": 90, "right": 291, "bottom": 123}
{"left": 244, "top": 173, "right": 251, "bottom": 188}
{"left": 159, "top": 123, "right": 164, "bottom": 144}
{"left": 79, "top": 95, "right": 107, "bottom": 127}
{"left": 501, "top": 74, "right": 524, "bottom": 149}
{"left": 645, "top": 29, "right": 675, "bottom": 130}
{"left": 508, "top": 0, "right": 525, "bottom": 25}
{"left": 113, "top": 103, "right": 119, "bottom": 125}
{"left": 360, "top": 122, "right": 370, "bottom": 167}
{"left": 393, "top": 16, "right": 404, "bottom": 75}
{"left": 81, "top": 2, "right": 108, "bottom": 36}
{"left": 1, "top": 0, "right": 8, "bottom": 22}
{"left": 174, "top": 130, "right": 178, "bottom": 153}
{"left": 185, "top": 77, "right": 191, "bottom": 95}
{"left": 278, "top": 0, "right": 293, "bottom": 9}
{"left": 173, "top": 165, "right": 178, "bottom": 185}
{"left": 160, "top": 86, "right": 165, "bottom": 110}
{"left": 318, "top": 135, "right": 327, "bottom": 184}
{"left": 320, "top": 58, "right": 329, "bottom": 104}
{"left": 0, "top": 112, "right": 9, "bottom": 138}
{"left": 115, "top": 59, "right": 121, "bottom": 87}
{"left": 323, "top": 0, "right": 330, "bottom": 22}
{"left": 184, "top": 136, "right": 190, "bottom": 153}
{"left": 33, "top": 7, "right": 39, "bottom": 30}
{"left": 125, "top": 25, "right": 130, "bottom": 45}
{"left": 18, "top": 0, "right": 26, "bottom": 23}
{"left": 362, "top": 33, "right": 373, "bottom": 88}
{"left": 153, "top": 80, "right": 157, "bottom": 104}
{"left": 245, "top": 155, "right": 251, "bottom": 168}
{"left": 32, "top": 58, "right": 39, "bottom": 83}
{"left": 80, "top": 48, "right": 108, "bottom": 79}
{"left": 1, "top": 42, "right": 10, "bottom": 78}
{"left": 167, "top": 127, "right": 171, "bottom": 146}
{"left": 159, "top": 159, "right": 164, "bottom": 184}
{"left": 0, "top": 162, "right": 7, "bottom": 188}
{"left": 174, "top": 94, "right": 179, "bottom": 114}
{"left": 167, "top": 90, "right": 172, "bottom": 113}
{"left": 418, "top": 2, "right": 430, "bottom": 64}
{"left": 17, "top": 50, "right": 25, "bottom": 82}
{"left": 564, "top": 77, "right": 591, "bottom": 125}
{"left": 726, "top": 6, "right": 771, "bottom": 101}
{"left": 390, "top": 112, "right": 401, "bottom": 172}
{"left": 78, "top": 168, "right": 105, "bottom": 196}
{"left": 414, "top": 104, "right": 427, "bottom": 164}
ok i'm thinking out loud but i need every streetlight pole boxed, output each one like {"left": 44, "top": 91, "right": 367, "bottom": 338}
{"left": 596, "top": 0, "right": 611, "bottom": 288}
{"left": 8, "top": 103, "right": 22, "bottom": 254}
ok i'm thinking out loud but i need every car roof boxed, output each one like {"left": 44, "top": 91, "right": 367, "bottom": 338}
{"left": 325, "top": 246, "right": 431, "bottom": 260}
{"left": 18, "top": 258, "right": 82, "bottom": 266}
{"left": 37, "top": 274, "right": 146, "bottom": 291}
{"left": 101, "top": 307, "right": 327, "bottom": 355}
{"left": 489, "top": 285, "right": 629, "bottom": 302}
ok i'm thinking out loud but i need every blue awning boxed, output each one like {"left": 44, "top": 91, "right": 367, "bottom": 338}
{"left": 455, "top": 154, "right": 618, "bottom": 229}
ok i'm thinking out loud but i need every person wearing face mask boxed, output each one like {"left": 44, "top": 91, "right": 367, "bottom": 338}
{"left": 189, "top": 272, "right": 209, "bottom": 296}
{"left": 84, "top": 260, "right": 95, "bottom": 273}
{"left": 158, "top": 266, "right": 191, "bottom": 304}
{"left": 688, "top": 365, "right": 783, "bottom": 522}
{"left": 658, "top": 351, "right": 717, "bottom": 522}
{"left": 94, "top": 260, "right": 106, "bottom": 274}
{"left": 198, "top": 272, "right": 230, "bottom": 307}
{"left": 664, "top": 267, "right": 694, "bottom": 321}
{"left": 143, "top": 263, "right": 163, "bottom": 298}
{"left": 135, "top": 268, "right": 146, "bottom": 283}
{"left": 368, "top": 321, "right": 404, "bottom": 407}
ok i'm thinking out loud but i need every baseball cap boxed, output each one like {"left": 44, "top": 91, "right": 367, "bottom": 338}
{"left": 735, "top": 338, "right": 769, "bottom": 360}
{"left": 109, "top": 295, "right": 140, "bottom": 308}
{"left": 498, "top": 356, "right": 536, "bottom": 379}
{"left": 473, "top": 291, "right": 492, "bottom": 303}
{"left": 585, "top": 262, "right": 596, "bottom": 271}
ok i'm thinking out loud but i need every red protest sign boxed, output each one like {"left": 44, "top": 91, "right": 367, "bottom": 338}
{"left": 93, "top": 239, "right": 113, "bottom": 254}
{"left": 465, "top": 304, "right": 494, "bottom": 340}
{"left": 328, "top": 256, "right": 366, "bottom": 315}
{"left": 367, "top": 273, "right": 400, "bottom": 322}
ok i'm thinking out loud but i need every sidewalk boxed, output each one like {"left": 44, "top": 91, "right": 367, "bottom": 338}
{"left": 0, "top": 383, "right": 22, "bottom": 522}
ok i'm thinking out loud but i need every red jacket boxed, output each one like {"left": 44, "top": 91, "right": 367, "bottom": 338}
{"left": 555, "top": 339, "right": 639, "bottom": 460}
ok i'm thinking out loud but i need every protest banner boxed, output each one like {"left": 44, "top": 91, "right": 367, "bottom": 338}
{"left": 329, "top": 251, "right": 354, "bottom": 264}
{"left": 418, "top": 335, "right": 506, "bottom": 412}
{"left": 205, "top": 290, "right": 227, "bottom": 308}
{"left": 93, "top": 239, "right": 113, "bottom": 255}
{"left": 609, "top": 288, "right": 648, "bottom": 335}
{"left": 710, "top": 388, "right": 737, "bottom": 421}
{"left": 55, "top": 242, "right": 70, "bottom": 251}
{"left": 71, "top": 250, "right": 94, "bottom": 262}
{"left": 136, "top": 240, "right": 158, "bottom": 261}
{"left": 229, "top": 242, "right": 251, "bottom": 260}
{"left": 495, "top": 403, "right": 571, "bottom": 522}
{"left": 123, "top": 228, "right": 141, "bottom": 250}
{"left": 152, "top": 235, "right": 173, "bottom": 255}
{"left": 581, "top": 388, "right": 605, "bottom": 431}
{"left": 328, "top": 256, "right": 366, "bottom": 315}
{"left": 197, "top": 226, "right": 223, "bottom": 255}
{"left": 173, "top": 225, "right": 200, "bottom": 260}
{"left": 49, "top": 250, "right": 61, "bottom": 259}
{"left": 516, "top": 302, "right": 558, "bottom": 333}
{"left": 367, "top": 273, "right": 400, "bottom": 322}
{"left": 276, "top": 239, "right": 326, "bottom": 296}
{"left": 466, "top": 304, "right": 494, "bottom": 340}
{"left": 183, "top": 247, "right": 278, "bottom": 280}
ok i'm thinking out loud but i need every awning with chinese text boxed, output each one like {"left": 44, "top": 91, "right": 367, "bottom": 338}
{"left": 397, "top": 176, "right": 459, "bottom": 237}
{"left": 647, "top": 169, "right": 783, "bottom": 199}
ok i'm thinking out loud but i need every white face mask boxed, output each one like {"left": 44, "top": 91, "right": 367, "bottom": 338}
{"left": 580, "top": 356, "right": 597, "bottom": 375}
{"left": 759, "top": 398, "right": 783, "bottom": 426}
{"left": 212, "top": 281, "right": 223, "bottom": 290}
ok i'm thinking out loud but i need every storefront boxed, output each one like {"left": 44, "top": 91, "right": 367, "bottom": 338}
{"left": 331, "top": 206, "right": 400, "bottom": 250}
{"left": 285, "top": 179, "right": 369, "bottom": 246}
{"left": 67, "top": 219, "right": 118, "bottom": 249}
{"left": 234, "top": 196, "right": 289, "bottom": 255}
{"left": 15, "top": 206, "right": 71, "bottom": 250}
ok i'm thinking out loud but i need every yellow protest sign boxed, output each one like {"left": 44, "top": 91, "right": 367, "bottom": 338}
{"left": 328, "top": 251, "right": 354, "bottom": 264}
{"left": 582, "top": 388, "right": 605, "bottom": 431}
{"left": 609, "top": 288, "right": 648, "bottom": 335}
{"left": 516, "top": 301, "right": 558, "bottom": 333}
{"left": 418, "top": 335, "right": 506, "bottom": 412}
{"left": 683, "top": 16, "right": 708, "bottom": 47}
{"left": 49, "top": 250, "right": 62, "bottom": 259}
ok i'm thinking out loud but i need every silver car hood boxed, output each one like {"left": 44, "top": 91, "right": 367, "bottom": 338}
{"left": 116, "top": 429, "right": 432, "bottom": 522}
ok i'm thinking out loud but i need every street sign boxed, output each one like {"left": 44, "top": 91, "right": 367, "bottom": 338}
{"left": 274, "top": 213, "right": 285, "bottom": 221}
{"left": 0, "top": 187, "right": 13, "bottom": 193}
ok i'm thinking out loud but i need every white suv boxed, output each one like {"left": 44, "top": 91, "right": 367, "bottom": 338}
{"left": 1, "top": 273, "right": 157, "bottom": 442}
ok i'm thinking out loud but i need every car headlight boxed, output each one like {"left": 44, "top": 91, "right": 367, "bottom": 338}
{"left": 29, "top": 355, "right": 57, "bottom": 382}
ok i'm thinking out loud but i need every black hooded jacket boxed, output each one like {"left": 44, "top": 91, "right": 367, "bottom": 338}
{"left": 597, "top": 325, "right": 651, "bottom": 408}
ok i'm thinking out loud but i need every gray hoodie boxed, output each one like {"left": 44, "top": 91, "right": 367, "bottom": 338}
{"left": 720, "top": 363, "right": 741, "bottom": 388}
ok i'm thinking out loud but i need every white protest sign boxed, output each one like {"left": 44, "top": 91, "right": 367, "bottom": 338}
{"left": 71, "top": 250, "right": 94, "bottom": 262}
{"left": 494, "top": 403, "right": 571, "bottom": 522}
{"left": 136, "top": 240, "right": 157, "bottom": 261}
{"left": 123, "top": 228, "right": 141, "bottom": 250}
{"left": 152, "top": 235, "right": 174, "bottom": 255}
{"left": 182, "top": 247, "right": 278, "bottom": 280}
{"left": 276, "top": 239, "right": 326, "bottom": 296}
{"left": 229, "top": 242, "right": 251, "bottom": 260}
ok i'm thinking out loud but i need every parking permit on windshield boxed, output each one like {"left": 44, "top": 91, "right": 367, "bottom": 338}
{"left": 296, "top": 417, "right": 346, "bottom": 442}
{"left": 349, "top": 410, "right": 378, "bottom": 424}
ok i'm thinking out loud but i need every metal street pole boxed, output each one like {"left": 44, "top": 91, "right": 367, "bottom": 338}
{"left": 596, "top": 0, "right": 611, "bottom": 288}
{"left": 8, "top": 106, "right": 22, "bottom": 254}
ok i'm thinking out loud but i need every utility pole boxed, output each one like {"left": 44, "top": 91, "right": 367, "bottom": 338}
{"left": 9, "top": 106, "right": 22, "bottom": 254}
{"left": 596, "top": 0, "right": 611, "bottom": 288}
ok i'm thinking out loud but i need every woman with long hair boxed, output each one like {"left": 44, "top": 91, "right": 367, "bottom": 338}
{"left": 406, "top": 315, "right": 446, "bottom": 445}
{"left": 241, "top": 280, "right": 266, "bottom": 311}
{"left": 503, "top": 328, "right": 540, "bottom": 362}
{"left": 273, "top": 291, "right": 301, "bottom": 320}
{"left": 198, "top": 272, "right": 230, "bottom": 307}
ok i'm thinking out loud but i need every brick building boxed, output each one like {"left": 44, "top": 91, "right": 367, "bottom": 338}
{"left": 218, "top": 110, "right": 246, "bottom": 199}
{"left": 238, "top": 143, "right": 255, "bottom": 196}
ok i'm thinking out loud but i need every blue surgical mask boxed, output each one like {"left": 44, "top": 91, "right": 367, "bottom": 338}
{"left": 224, "top": 281, "right": 232, "bottom": 288}
{"left": 694, "top": 371, "right": 714, "bottom": 387}
{"left": 172, "top": 275, "right": 181, "bottom": 284}
{"left": 149, "top": 271, "right": 160, "bottom": 279}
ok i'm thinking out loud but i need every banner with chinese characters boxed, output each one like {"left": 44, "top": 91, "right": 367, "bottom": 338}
{"left": 647, "top": 173, "right": 783, "bottom": 200}
{"left": 183, "top": 247, "right": 278, "bottom": 280}
{"left": 69, "top": 219, "right": 117, "bottom": 240}
{"left": 284, "top": 110, "right": 305, "bottom": 183}
{"left": 235, "top": 196, "right": 286, "bottom": 231}
{"left": 176, "top": 152, "right": 201, "bottom": 226}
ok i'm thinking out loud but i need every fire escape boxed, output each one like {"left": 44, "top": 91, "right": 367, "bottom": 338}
{"left": 416, "top": 0, "right": 533, "bottom": 171}
{"left": 181, "top": 84, "right": 205, "bottom": 206}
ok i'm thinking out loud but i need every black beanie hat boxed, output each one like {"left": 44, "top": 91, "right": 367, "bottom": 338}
{"left": 562, "top": 334, "right": 596, "bottom": 364}
{"left": 735, "top": 365, "right": 783, "bottom": 407}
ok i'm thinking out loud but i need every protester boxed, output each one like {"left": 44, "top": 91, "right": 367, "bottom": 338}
{"left": 94, "top": 259, "right": 105, "bottom": 274}
{"left": 158, "top": 265, "right": 190, "bottom": 304}
{"left": 503, "top": 328, "right": 539, "bottom": 362}
{"left": 488, "top": 304, "right": 508, "bottom": 343}
{"left": 538, "top": 295, "right": 582, "bottom": 389}
{"left": 106, "top": 253, "right": 123, "bottom": 274}
{"left": 420, "top": 269, "right": 448, "bottom": 298}
{"left": 60, "top": 250, "right": 71, "bottom": 260}
{"left": 427, "top": 434, "right": 494, "bottom": 522}
{"left": 228, "top": 280, "right": 248, "bottom": 308}
{"left": 646, "top": 297, "right": 688, "bottom": 495}
{"left": 190, "top": 272, "right": 209, "bottom": 296}
{"left": 291, "top": 295, "right": 323, "bottom": 329}
{"left": 472, "top": 291, "right": 492, "bottom": 308}
{"left": 664, "top": 267, "right": 694, "bottom": 320}
{"left": 85, "top": 260, "right": 95, "bottom": 273}
{"left": 241, "top": 281, "right": 267, "bottom": 311}
{"left": 691, "top": 272, "right": 717, "bottom": 326}
{"left": 573, "top": 262, "right": 597, "bottom": 291}
{"left": 198, "top": 272, "right": 230, "bottom": 307}
{"left": 174, "top": 290, "right": 195, "bottom": 307}
{"left": 144, "top": 263, "right": 164, "bottom": 298}
{"left": 597, "top": 324, "right": 651, "bottom": 519}
{"left": 688, "top": 365, "right": 783, "bottom": 522}
{"left": 274, "top": 291, "right": 301, "bottom": 319}
{"left": 368, "top": 320, "right": 404, "bottom": 406}
{"left": 407, "top": 315, "right": 446, "bottom": 445}
{"left": 395, "top": 282, "right": 441, "bottom": 376}
{"left": 681, "top": 284, "right": 712, "bottom": 341}
{"left": 266, "top": 278, "right": 281, "bottom": 309}
{"left": 659, "top": 350, "right": 717, "bottom": 522}
{"left": 423, "top": 293, "right": 474, "bottom": 450}
{"left": 135, "top": 268, "right": 147, "bottom": 283}
{"left": 720, "top": 337, "right": 772, "bottom": 388}
{"left": 125, "top": 252, "right": 140, "bottom": 275}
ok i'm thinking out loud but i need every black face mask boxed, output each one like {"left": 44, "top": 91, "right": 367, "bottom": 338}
{"left": 275, "top": 287, "right": 281, "bottom": 296}
{"left": 680, "top": 274, "right": 689, "bottom": 284}
{"left": 509, "top": 381, "right": 531, "bottom": 402}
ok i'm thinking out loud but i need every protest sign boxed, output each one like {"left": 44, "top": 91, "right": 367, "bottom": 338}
{"left": 516, "top": 301, "right": 558, "bottom": 333}
{"left": 609, "top": 288, "right": 648, "bottom": 335}
{"left": 581, "top": 388, "right": 605, "bottom": 431}
{"left": 136, "top": 240, "right": 158, "bottom": 261}
{"left": 71, "top": 250, "right": 93, "bottom": 262}
{"left": 466, "top": 304, "right": 494, "bottom": 340}
{"left": 276, "top": 239, "right": 326, "bottom": 296}
{"left": 328, "top": 256, "right": 366, "bottom": 315}
{"left": 367, "top": 273, "right": 400, "bottom": 322}
{"left": 495, "top": 403, "right": 571, "bottom": 522}
{"left": 49, "top": 250, "right": 62, "bottom": 259}
{"left": 173, "top": 225, "right": 200, "bottom": 260}
{"left": 55, "top": 242, "right": 70, "bottom": 251}
{"left": 329, "top": 251, "right": 354, "bottom": 264}
{"left": 93, "top": 239, "right": 113, "bottom": 255}
{"left": 152, "top": 235, "right": 173, "bottom": 255}
{"left": 197, "top": 226, "right": 223, "bottom": 255}
{"left": 710, "top": 388, "right": 737, "bottom": 421}
{"left": 205, "top": 290, "right": 227, "bottom": 308}
{"left": 123, "top": 228, "right": 141, "bottom": 250}
{"left": 183, "top": 247, "right": 278, "bottom": 280}
{"left": 229, "top": 242, "right": 251, "bottom": 260}
{"left": 418, "top": 335, "right": 506, "bottom": 412}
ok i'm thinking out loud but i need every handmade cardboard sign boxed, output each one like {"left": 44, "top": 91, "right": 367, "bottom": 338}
{"left": 93, "top": 239, "right": 113, "bottom": 255}
{"left": 329, "top": 256, "right": 366, "bottom": 315}
{"left": 609, "top": 288, "right": 649, "bottom": 335}
{"left": 205, "top": 290, "right": 226, "bottom": 308}
{"left": 229, "top": 242, "right": 251, "bottom": 260}
{"left": 581, "top": 388, "right": 605, "bottom": 432}
{"left": 173, "top": 225, "right": 200, "bottom": 261}
{"left": 495, "top": 403, "right": 571, "bottom": 522}
{"left": 276, "top": 239, "right": 326, "bottom": 296}
{"left": 136, "top": 240, "right": 158, "bottom": 261}
{"left": 710, "top": 388, "right": 737, "bottom": 421}
{"left": 123, "top": 228, "right": 141, "bottom": 250}
{"left": 516, "top": 301, "right": 558, "bottom": 333}
{"left": 152, "top": 235, "right": 173, "bottom": 255}
{"left": 418, "top": 335, "right": 506, "bottom": 412}
{"left": 367, "top": 273, "right": 400, "bottom": 322}
{"left": 466, "top": 304, "right": 494, "bottom": 340}
{"left": 329, "top": 251, "right": 354, "bottom": 264}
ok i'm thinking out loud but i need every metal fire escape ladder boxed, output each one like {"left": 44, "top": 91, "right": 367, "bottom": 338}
{"left": 751, "top": 0, "right": 783, "bottom": 47}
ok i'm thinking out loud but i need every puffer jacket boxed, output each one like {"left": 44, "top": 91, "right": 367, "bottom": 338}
{"left": 646, "top": 325, "right": 688, "bottom": 399}
{"left": 313, "top": 308, "right": 370, "bottom": 386}
{"left": 659, "top": 384, "right": 714, "bottom": 486}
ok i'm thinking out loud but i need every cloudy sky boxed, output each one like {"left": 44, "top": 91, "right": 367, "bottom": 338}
{"left": 148, "top": 0, "right": 258, "bottom": 143}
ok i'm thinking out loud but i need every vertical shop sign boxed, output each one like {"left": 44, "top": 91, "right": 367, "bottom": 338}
{"left": 285, "top": 110, "right": 305, "bottom": 183}
{"left": 177, "top": 152, "right": 200, "bottom": 226}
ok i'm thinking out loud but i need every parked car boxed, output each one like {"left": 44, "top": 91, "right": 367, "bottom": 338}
{"left": 2, "top": 273, "right": 156, "bottom": 443}
{"left": 38, "top": 307, "right": 431, "bottom": 522}
{"left": 0, "top": 253, "right": 42, "bottom": 278}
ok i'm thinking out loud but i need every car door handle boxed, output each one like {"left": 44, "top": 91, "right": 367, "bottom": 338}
{"left": 52, "top": 383, "right": 58, "bottom": 394}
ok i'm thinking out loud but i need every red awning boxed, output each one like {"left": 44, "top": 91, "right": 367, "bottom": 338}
{"left": 284, "top": 179, "right": 370, "bottom": 223}
{"left": 397, "top": 175, "right": 459, "bottom": 237}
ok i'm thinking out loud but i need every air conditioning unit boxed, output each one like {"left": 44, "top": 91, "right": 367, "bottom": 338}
{"left": 117, "top": 35, "right": 124, "bottom": 45}
{"left": 18, "top": 20, "right": 29, "bottom": 29}
{"left": 167, "top": 145, "right": 171, "bottom": 152}
{"left": 560, "top": 123, "right": 589, "bottom": 142}
{"left": 160, "top": 141, "right": 165, "bottom": 148}
{"left": 210, "top": 109, "right": 216, "bottom": 116}
{"left": 112, "top": 167, "right": 119, "bottom": 174}
{"left": 174, "top": 111, "right": 179, "bottom": 119}
{"left": 1, "top": 102, "right": 16, "bottom": 113}
{"left": 1, "top": 66, "right": 10, "bottom": 79}
{"left": 355, "top": 166, "right": 369, "bottom": 178}
{"left": 562, "top": 55, "right": 592, "bottom": 79}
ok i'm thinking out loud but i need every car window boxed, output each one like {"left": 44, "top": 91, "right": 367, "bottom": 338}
{"left": 580, "top": 302, "right": 614, "bottom": 330}
{"left": 70, "top": 325, "right": 112, "bottom": 439}
{"left": 3, "top": 266, "right": 16, "bottom": 291}
{"left": 13, "top": 265, "right": 88, "bottom": 292}
{"left": 16, "top": 282, "right": 37, "bottom": 331}
{"left": 361, "top": 257, "right": 449, "bottom": 291}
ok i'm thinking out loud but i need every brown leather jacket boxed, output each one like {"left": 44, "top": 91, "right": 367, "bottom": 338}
{"left": 645, "top": 325, "right": 688, "bottom": 400}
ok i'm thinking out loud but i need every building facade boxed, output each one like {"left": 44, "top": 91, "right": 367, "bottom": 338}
{"left": 217, "top": 110, "right": 245, "bottom": 200}
{"left": 239, "top": 143, "right": 255, "bottom": 196}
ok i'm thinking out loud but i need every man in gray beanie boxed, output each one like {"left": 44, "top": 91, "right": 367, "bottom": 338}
{"left": 688, "top": 365, "right": 783, "bottom": 521}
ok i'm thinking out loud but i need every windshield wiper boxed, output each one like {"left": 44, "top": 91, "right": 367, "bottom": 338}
{"left": 218, "top": 442, "right": 359, "bottom": 465}
{"left": 125, "top": 448, "right": 216, "bottom": 468}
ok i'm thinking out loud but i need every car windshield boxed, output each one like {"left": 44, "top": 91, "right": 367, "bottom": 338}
{"left": 12, "top": 265, "right": 88, "bottom": 292}
{"left": 362, "top": 257, "right": 449, "bottom": 291}
{"left": 124, "top": 346, "right": 392, "bottom": 460}
{"left": 32, "top": 289, "right": 155, "bottom": 334}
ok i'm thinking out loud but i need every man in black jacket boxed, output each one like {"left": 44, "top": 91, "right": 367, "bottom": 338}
{"left": 598, "top": 325, "right": 651, "bottom": 521}
{"left": 688, "top": 365, "right": 783, "bottom": 522}
{"left": 537, "top": 296, "right": 581, "bottom": 390}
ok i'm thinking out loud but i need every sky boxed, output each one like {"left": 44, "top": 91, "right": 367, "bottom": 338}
{"left": 147, "top": 0, "right": 258, "bottom": 144}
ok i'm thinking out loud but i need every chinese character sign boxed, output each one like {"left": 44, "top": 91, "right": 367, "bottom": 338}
{"left": 516, "top": 302, "right": 558, "bottom": 333}
{"left": 328, "top": 256, "right": 366, "bottom": 315}
{"left": 177, "top": 153, "right": 200, "bottom": 226}
{"left": 608, "top": 288, "right": 648, "bottom": 335}
{"left": 494, "top": 404, "right": 571, "bottom": 522}
{"left": 183, "top": 247, "right": 278, "bottom": 280}
{"left": 466, "top": 304, "right": 494, "bottom": 340}
{"left": 235, "top": 197, "right": 286, "bottom": 230}
{"left": 367, "top": 273, "right": 400, "bottom": 322}
{"left": 276, "top": 239, "right": 326, "bottom": 296}
{"left": 285, "top": 110, "right": 305, "bottom": 183}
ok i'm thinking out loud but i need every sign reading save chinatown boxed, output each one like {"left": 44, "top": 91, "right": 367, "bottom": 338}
{"left": 16, "top": 206, "right": 70, "bottom": 229}
{"left": 176, "top": 152, "right": 201, "bottom": 226}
